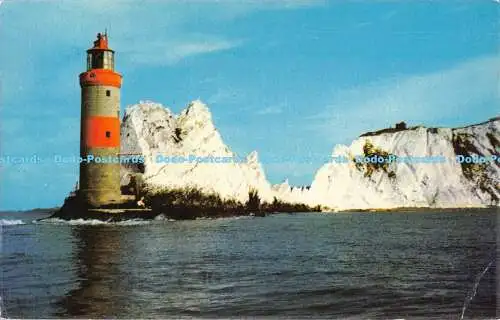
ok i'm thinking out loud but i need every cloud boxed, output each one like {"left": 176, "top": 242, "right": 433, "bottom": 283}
{"left": 121, "top": 38, "right": 242, "bottom": 66}
{"left": 170, "top": 39, "right": 239, "bottom": 60}
{"left": 307, "top": 54, "right": 500, "bottom": 143}
{"left": 0, "top": 0, "right": 322, "bottom": 72}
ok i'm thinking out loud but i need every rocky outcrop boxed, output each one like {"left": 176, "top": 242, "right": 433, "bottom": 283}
{"left": 121, "top": 100, "right": 274, "bottom": 204}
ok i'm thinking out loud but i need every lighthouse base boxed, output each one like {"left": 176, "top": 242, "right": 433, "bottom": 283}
{"left": 49, "top": 195, "right": 156, "bottom": 221}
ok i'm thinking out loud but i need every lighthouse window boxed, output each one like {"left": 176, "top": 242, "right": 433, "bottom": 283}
{"left": 103, "top": 55, "right": 110, "bottom": 69}
{"left": 90, "top": 52, "right": 104, "bottom": 69}
{"left": 106, "top": 131, "right": 111, "bottom": 138}
{"left": 103, "top": 51, "right": 114, "bottom": 70}
{"left": 87, "top": 54, "right": 91, "bottom": 70}
{"left": 106, "top": 90, "right": 111, "bottom": 97}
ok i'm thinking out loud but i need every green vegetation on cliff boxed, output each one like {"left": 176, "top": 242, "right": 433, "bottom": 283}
{"left": 354, "top": 140, "right": 396, "bottom": 179}
{"left": 452, "top": 133, "right": 498, "bottom": 202}
{"left": 144, "top": 187, "right": 320, "bottom": 219}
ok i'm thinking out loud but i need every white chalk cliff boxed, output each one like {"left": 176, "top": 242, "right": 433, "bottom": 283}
{"left": 121, "top": 100, "right": 274, "bottom": 204}
{"left": 121, "top": 100, "right": 499, "bottom": 210}
{"left": 308, "top": 120, "right": 499, "bottom": 210}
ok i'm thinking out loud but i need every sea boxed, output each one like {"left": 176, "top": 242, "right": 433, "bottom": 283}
{"left": 0, "top": 209, "right": 497, "bottom": 319}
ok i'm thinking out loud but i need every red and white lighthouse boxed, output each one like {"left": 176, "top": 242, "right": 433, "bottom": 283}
{"left": 78, "top": 33, "right": 122, "bottom": 207}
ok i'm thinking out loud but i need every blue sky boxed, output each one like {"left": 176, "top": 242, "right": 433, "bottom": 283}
{"left": 0, "top": 0, "right": 498, "bottom": 210}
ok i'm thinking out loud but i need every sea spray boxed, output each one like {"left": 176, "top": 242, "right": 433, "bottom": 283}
{"left": 34, "top": 218, "right": 153, "bottom": 226}
{"left": 459, "top": 260, "right": 494, "bottom": 320}
{"left": 0, "top": 219, "right": 25, "bottom": 226}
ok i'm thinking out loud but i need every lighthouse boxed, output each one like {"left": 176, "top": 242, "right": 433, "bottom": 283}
{"left": 49, "top": 32, "right": 154, "bottom": 220}
{"left": 78, "top": 33, "right": 122, "bottom": 207}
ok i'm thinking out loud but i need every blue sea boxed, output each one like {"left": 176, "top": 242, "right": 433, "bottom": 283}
{"left": 1, "top": 209, "right": 497, "bottom": 319}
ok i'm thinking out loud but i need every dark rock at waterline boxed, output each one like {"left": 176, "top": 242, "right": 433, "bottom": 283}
{"left": 48, "top": 196, "right": 156, "bottom": 222}
{"left": 47, "top": 195, "right": 267, "bottom": 222}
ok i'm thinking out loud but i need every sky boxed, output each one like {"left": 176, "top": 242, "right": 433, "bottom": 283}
{"left": 0, "top": 0, "right": 498, "bottom": 210}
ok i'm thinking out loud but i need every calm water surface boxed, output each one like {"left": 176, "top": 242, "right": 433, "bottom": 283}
{"left": 1, "top": 209, "right": 497, "bottom": 319}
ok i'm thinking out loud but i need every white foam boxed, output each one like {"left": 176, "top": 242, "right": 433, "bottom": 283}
{"left": 35, "top": 218, "right": 152, "bottom": 226}
{"left": 0, "top": 219, "right": 25, "bottom": 226}
{"left": 115, "top": 219, "right": 151, "bottom": 226}
{"left": 196, "top": 215, "right": 251, "bottom": 221}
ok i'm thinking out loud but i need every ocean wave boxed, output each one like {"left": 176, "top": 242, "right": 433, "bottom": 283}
{"left": 195, "top": 215, "right": 252, "bottom": 221}
{"left": 35, "top": 218, "right": 153, "bottom": 226}
{"left": 153, "top": 214, "right": 175, "bottom": 222}
{"left": 115, "top": 219, "right": 152, "bottom": 226}
{"left": 217, "top": 215, "right": 254, "bottom": 220}
{"left": 0, "top": 219, "right": 25, "bottom": 226}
